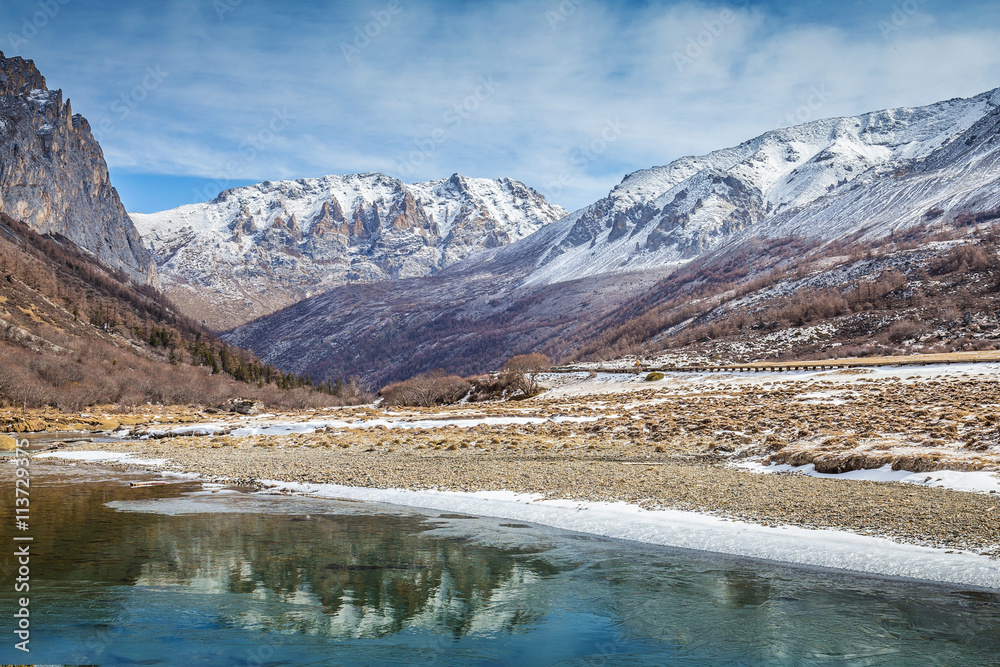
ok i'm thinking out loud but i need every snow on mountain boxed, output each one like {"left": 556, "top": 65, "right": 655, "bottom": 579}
{"left": 132, "top": 172, "right": 566, "bottom": 329}
{"left": 221, "top": 87, "right": 1000, "bottom": 386}
{"left": 522, "top": 87, "right": 1000, "bottom": 286}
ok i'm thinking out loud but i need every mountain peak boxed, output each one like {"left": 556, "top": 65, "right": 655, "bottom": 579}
{"left": 0, "top": 52, "right": 47, "bottom": 96}
{"left": 132, "top": 171, "right": 567, "bottom": 329}
{"left": 0, "top": 51, "right": 156, "bottom": 283}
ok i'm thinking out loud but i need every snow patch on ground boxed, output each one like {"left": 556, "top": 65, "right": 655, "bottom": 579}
{"left": 542, "top": 362, "right": 1000, "bottom": 399}
{"left": 34, "top": 450, "right": 168, "bottom": 467}
{"left": 136, "top": 415, "right": 606, "bottom": 439}
{"left": 258, "top": 480, "right": 1000, "bottom": 590}
{"left": 740, "top": 461, "right": 1000, "bottom": 495}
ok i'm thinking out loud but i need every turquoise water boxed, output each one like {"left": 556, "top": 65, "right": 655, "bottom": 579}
{"left": 2, "top": 462, "right": 999, "bottom": 666}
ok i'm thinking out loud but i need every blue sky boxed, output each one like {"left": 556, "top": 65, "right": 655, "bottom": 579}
{"left": 3, "top": 0, "right": 1000, "bottom": 213}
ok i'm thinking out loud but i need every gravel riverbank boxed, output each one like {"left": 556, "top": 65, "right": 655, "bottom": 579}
{"left": 27, "top": 365, "right": 1000, "bottom": 559}
{"left": 63, "top": 435, "right": 1000, "bottom": 559}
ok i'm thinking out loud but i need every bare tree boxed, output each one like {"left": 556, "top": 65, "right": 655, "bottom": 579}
{"left": 503, "top": 353, "right": 551, "bottom": 397}
{"left": 380, "top": 370, "right": 471, "bottom": 407}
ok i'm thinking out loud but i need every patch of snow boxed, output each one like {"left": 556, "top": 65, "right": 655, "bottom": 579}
{"left": 34, "top": 450, "right": 168, "bottom": 467}
{"left": 739, "top": 461, "right": 1000, "bottom": 495}
{"left": 228, "top": 415, "right": 603, "bottom": 437}
{"left": 135, "top": 415, "right": 606, "bottom": 439}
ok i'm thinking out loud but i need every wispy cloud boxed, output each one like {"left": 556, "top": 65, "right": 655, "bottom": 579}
{"left": 4, "top": 0, "right": 999, "bottom": 211}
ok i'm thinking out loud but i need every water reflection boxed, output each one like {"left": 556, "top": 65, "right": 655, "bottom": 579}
{"left": 127, "top": 509, "right": 557, "bottom": 639}
{"left": 1, "top": 462, "right": 1000, "bottom": 666}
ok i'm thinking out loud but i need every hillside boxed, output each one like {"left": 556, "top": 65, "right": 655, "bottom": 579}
{"left": 0, "top": 212, "right": 364, "bottom": 410}
{"left": 224, "top": 87, "right": 1000, "bottom": 386}
{"left": 564, "top": 217, "right": 1000, "bottom": 366}
{"left": 132, "top": 172, "right": 566, "bottom": 329}
{"left": 0, "top": 51, "right": 156, "bottom": 283}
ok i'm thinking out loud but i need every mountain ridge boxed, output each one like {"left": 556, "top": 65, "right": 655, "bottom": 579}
{"left": 132, "top": 171, "right": 567, "bottom": 329}
{"left": 513, "top": 86, "right": 1000, "bottom": 286}
{"left": 222, "top": 85, "right": 1000, "bottom": 386}
{"left": 0, "top": 51, "right": 156, "bottom": 284}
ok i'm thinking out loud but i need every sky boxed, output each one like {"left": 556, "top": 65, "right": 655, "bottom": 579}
{"left": 3, "top": 0, "right": 1000, "bottom": 213}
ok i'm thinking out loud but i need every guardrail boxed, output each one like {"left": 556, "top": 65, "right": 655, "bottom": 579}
{"left": 549, "top": 354, "right": 1000, "bottom": 375}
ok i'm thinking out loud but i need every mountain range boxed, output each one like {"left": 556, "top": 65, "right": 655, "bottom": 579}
{"left": 219, "top": 86, "right": 1000, "bottom": 385}
{"left": 2, "top": 46, "right": 998, "bottom": 390}
{"left": 132, "top": 173, "right": 566, "bottom": 328}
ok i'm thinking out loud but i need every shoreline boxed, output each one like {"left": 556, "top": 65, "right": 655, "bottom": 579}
{"left": 259, "top": 479, "right": 1000, "bottom": 591}
{"left": 20, "top": 362, "right": 1000, "bottom": 590}
{"left": 31, "top": 450, "right": 1000, "bottom": 590}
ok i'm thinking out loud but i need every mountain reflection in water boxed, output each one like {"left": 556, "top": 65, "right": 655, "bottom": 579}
{"left": 2, "top": 462, "right": 999, "bottom": 666}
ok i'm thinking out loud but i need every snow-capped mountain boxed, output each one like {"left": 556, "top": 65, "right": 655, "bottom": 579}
{"left": 132, "top": 172, "right": 566, "bottom": 328}
{"left": 517, "top": 86, "right": 1000, "bottom": 285}
{"left": 224, "top": 86, "right": 1000, "bottom": 386}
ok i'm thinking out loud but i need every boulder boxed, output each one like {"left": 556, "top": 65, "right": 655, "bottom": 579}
{"left": 224, "top": 398, "right": 263, "bottom": 415}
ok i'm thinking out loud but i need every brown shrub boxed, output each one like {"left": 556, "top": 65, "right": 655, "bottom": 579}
{"left": 502, "top": 353, "right": 551, "bottom": 397}
{"left": 883, "top": 319, "right": 929, "bottom": 344}
{"left": 380, "top": 371, "right": 472, "bottom": 407}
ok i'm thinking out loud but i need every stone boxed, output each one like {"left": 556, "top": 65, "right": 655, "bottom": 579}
{"left": 224, "top": 398, "right": 263, "bottom": 415}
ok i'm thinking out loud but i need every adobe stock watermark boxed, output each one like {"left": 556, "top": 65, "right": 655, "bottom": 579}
{"left": 672, "top": 1, "right": 750, "bottom": 73}
{"left": 93, "top": 66, "right": 169, "bottom": 143}
{"left": 341, "top": 0, "right": 404, "bottom": 63}
{"left": 213, "top": 0, "right": 243, "bottom": 21}
{"left": 542, "top": 118, "right": 627, "bottom": 201}
{"left": 776, "top": 85, "right": 832, "bottom": 128}
{"left": 10, "top": 437, "right": 31, "bottom": 654}
{"left": 546, "top": 0, "right": 586, "bottom": 32}
{"left": 394, "top": 75, "right": 500, "bottom": 178}
{"left": 191, "top": 107, "right": 295, "bottom": 204}
{"left": 7, "top": 0, "right": 71, "bottom": 50}
{"left": 878, "top": 0, "right": 929, "bottom": 40}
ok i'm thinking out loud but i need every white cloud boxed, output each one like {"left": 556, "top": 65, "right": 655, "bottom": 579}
{"left": 5, "top": 0, "right": 999, "bottom": 211}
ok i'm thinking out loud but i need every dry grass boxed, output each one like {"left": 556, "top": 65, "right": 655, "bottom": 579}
{"left": 38, "top": 366, "right": 998, "bottom": 477}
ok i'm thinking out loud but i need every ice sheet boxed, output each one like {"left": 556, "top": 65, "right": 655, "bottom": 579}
{"left": 257, "top": 481, "right": 1000, "bottom": 590}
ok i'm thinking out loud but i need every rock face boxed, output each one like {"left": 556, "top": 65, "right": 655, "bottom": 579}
{"left": 132, "top": 172, "right": 567, "bottom": 329}
{"left": 0, "top": 52, "right": 156, "bottom": 284}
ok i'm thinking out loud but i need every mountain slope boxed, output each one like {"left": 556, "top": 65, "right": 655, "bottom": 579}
{"left": 0, "top": 211, "right": 362, "bottom": 410}
{"left": 517, "top": 87, "right": 1000, "bottom": 285}
{"left": 223, "top": 87, "right": 1000, "bottom": 386}
{"left": 132, "top": 173, "right": 566, "bottom": 329}
{"left": 0, "top": 52, "right": 156, "bottom": 284}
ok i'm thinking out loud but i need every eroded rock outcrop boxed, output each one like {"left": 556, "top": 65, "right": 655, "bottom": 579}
{"left": 0, "top": 52, "right": 156, "bottom": 283}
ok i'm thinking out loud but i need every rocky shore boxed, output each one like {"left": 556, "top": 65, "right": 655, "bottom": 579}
{"left": 21, "top": 364, "right": 1000, "bottom": 559}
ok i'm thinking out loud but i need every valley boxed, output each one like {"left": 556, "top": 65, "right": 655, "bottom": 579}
{"left": 206, "top": 86, "right": 1000, "bottom": 386}
{"left": 5, "top": 3, "right": 1000, "bottom": 662}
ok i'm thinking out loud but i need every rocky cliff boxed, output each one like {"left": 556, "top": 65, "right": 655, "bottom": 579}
{"left": 0, "top": 52, "right": 156, "bottom": 284}
{"left": 132, "top": 172, "right": 566, "bottom": 329}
